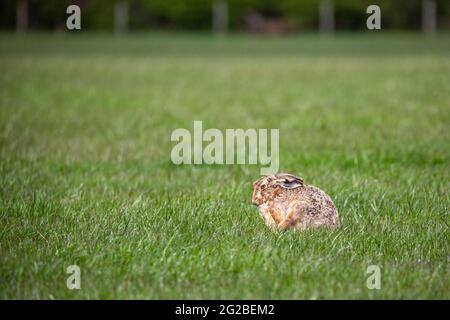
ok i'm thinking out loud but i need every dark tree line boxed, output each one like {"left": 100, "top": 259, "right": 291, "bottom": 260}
{"left": 1, "top": 0, "right": 449, "bottom": 32}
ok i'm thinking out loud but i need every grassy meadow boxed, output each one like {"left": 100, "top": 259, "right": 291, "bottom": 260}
{"left": 0, "top": 33, "right": 449, "bottom": 299}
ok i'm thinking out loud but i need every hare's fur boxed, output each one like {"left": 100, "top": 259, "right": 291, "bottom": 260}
{"left": 252, "top": 174, "right": 340, "bottom": 231}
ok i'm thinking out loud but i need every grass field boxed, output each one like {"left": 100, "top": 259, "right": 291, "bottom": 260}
{"left": 0, "top": 32, "right": 449, "bottom": 299}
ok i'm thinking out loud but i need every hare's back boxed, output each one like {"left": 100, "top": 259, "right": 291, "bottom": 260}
{"left": 297, "top": 185, "right": 339, "bottom": 227}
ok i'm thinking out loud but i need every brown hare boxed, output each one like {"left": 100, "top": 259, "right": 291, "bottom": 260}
{"left": 252, "top": 173, "right": 340, "bottom": 231}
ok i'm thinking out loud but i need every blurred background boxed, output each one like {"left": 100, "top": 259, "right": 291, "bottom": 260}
{"left": 1, "top": 0, "right": 449, "bottom": 34}
{"left": 0, "top": 0, "right": 449, "bottom": 300}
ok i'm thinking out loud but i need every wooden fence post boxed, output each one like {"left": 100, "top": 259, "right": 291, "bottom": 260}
{"left": 422, "top": 0, "right": 436, "bottom": 35}
{"left": 114, "top": 1, "right": 129, "bottom": 34}
{"left": 212, "top": 0, "right": 228, "bottom": 34}
{"left": 16, "top": 0, "right": 29, "bottom": 33}
{"left": 319, "top": 0, "right": 334, "bottom": 33}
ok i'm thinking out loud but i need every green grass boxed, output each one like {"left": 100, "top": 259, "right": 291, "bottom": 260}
{"left": 0, "top": 32, "right": 449, "bottom": 299}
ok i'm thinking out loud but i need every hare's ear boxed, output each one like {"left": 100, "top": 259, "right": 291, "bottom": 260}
{"left": 275, "top": 174, "right": 304, "bottom": 189}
